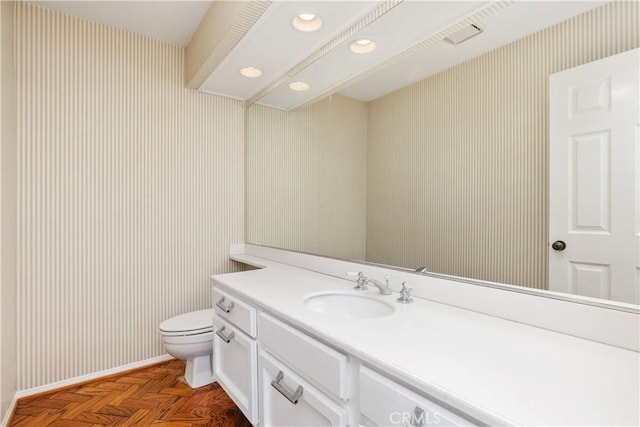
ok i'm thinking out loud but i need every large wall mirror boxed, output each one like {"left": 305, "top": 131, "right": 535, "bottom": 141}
{"left": 246, "top": 0, "right": 639, "bottom": 310}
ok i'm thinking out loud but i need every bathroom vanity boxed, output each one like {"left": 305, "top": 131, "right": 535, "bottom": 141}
{"left": 210, "top": 248, "right": 639, "bottom": 427}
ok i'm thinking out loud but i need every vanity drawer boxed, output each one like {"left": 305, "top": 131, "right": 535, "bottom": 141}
{"left": 359, "top": 366, "right": 473, "bottom": 427}
{"left": 258, "top": 312, "right": 349, "bottom": 401}
{"left": 213, "top": 287, "right": 257, "bottom": 338}
{"left": 259, "top": 350, "right": 348, "bottom": 427}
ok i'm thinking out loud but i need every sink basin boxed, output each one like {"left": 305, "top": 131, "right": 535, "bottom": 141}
{"left": 303, "top": 293, "right": 395, "bottom": 319}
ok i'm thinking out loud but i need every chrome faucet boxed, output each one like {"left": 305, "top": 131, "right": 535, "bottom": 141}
{"left": 366, "top": 277, "right": 393, "bottom": 295}
{"left": 347, "top": 272, "right": 393, "bottom": 295}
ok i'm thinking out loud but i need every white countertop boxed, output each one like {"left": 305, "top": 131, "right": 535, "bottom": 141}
{"left": 213, "top": 256, "right": 640, "bottom": 426}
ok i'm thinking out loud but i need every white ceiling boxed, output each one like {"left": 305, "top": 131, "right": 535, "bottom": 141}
{"left": 255, "top": 0, "right": 609, "bottom": 110}
{"left": 29, "top": 0, "right": 212, "bottom": 46}
{"left": 340, "top": 1, "right": 609, "bottom": 102}
{"left": 259, "top": 1, "right": 486, "bottom": 110}
{"left": 198, "top": 1, "right": 381, "bottom": 100}
{"left": 28, "top": 0, "right": 611, "bottom": 110}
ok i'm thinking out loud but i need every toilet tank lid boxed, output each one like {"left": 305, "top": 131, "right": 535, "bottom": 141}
{"left": 160, "top": 309, "right": 213, "bottom": 332}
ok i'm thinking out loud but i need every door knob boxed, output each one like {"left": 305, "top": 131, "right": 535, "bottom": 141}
{"left": 552, "top": 240, "right": 567, "bottom": 251}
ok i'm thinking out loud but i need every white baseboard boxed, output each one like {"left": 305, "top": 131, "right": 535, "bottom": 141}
{"left": 1, "top": 354, "right": 174, "bottom": 426}
{"left": 1, "top": 397, "right": 18, "bottom": 427}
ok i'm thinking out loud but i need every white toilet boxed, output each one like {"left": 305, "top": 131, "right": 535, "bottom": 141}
{"left": 159, "top": 309, "right": 215, "bottom": 388}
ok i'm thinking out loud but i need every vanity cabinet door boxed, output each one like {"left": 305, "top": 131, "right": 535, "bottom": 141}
{"left": 259, "top": 350, "right": 348, "bottom": 427}
{"left": 213, "top": 315, "right": 258, "bottom": 425}
{"left": 359, "top": 366, "right": 473, "bottom": 427}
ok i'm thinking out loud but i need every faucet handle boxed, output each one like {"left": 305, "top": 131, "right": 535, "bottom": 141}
{"left": 397, "top": 282, "right": 414, "bottom": 304}
{"left": 384, "top": 273, "right": 404, "bottom": 289}
{"left": 346, "top": 272, "right": 368, "bottom": 290}
{"left": 384, "top": 273, "right": 391, "bottom": 288}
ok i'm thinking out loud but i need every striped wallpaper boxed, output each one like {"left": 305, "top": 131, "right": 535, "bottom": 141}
{"left": 247, "top": 95, "right": 368, "bottom": 261}
{"left": 15, "top": 3, "right": 244, "bottom": 389}
{"left": 367, "top": 0, "right": 640, "bottom": 289}
{"left": 247, "top": 0, "right": 640, "bottom": 291}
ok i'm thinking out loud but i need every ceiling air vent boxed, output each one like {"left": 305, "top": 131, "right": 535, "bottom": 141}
{"left": 445, "top": 24, "right": 484, "bottom": 45}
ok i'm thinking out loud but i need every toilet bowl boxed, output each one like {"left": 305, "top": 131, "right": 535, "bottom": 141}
{"left": 159, "top": 309, "right": 215, "bottom": 388}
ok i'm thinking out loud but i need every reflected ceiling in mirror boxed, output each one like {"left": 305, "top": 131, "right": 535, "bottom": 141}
{"left": 252, "top": 1, "right": 608, "bottom": 110}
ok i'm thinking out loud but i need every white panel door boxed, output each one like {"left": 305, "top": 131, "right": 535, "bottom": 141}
{"left": 549, "top": 48, "right": 640, "bottom": 304}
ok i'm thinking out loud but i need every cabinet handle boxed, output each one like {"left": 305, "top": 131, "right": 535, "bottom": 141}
{"left": 216, "top": 296, "right": 235, "bottom": 313}
{"left": 408, "top": 406, "right": 426, "bottom": 427}
{"left": 271, "top": 371, "right": 303, "bottom": 405}
{"left": 215, "top": 326, "right": 234, "bottom": 344}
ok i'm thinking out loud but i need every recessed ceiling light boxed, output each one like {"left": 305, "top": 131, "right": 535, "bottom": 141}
{"left": 350, "top": 39, "right": 377, "bottom": 54}
{"left": 292, "top": 13, "right": 322, "bottom": 32}
{"left": 239, "top": 67, "right": 263, "bottom": 78}
{"left": 289, "top": 81, "right": 310, "bottom": 92}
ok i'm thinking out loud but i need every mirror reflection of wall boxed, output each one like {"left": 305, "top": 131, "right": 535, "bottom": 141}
{"left": 246, "top": 1, "right": 639, "bottom": 302}
{"left": 247, "top": 95, "right": 368, "bottom": 261}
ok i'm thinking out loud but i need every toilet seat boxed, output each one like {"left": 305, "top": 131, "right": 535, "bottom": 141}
{"left": 160, "top": 327, "right": 212, "bottom": 337}
{"left": 159, "top": 309, "right": 213, "bottom": 336}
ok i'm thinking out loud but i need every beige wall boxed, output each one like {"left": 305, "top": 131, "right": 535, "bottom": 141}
{"left": 247, "top": 96, "right": 368, "bottom": 261}
{"left": 1, "top": 0, "right": 17, "bottom": 419}
{"left": 14, "top": 3, "right": 244, "bottom": 390}
{"left": 367, "top": 0, "right": 639, "bottom": 288}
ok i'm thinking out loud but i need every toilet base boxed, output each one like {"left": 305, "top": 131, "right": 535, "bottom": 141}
{"left": 184, "top": 354, "right": 215, "bottom": 388}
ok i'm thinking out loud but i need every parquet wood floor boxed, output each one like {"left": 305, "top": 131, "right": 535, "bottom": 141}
{"left": 8, "top": 359, "right": 252, "bottom": 427}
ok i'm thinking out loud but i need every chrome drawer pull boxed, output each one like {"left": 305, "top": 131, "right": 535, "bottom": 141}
{"left": 216, "top": 296, "right": 234, "bottom": 313}
{"left": 271, "top": 371, "right": 303, "bottom": 405}
{"left": 409, "top": 406, "right": 426, "bottom": 427}
{"left": 215, "top": 326, "right": 234, "bottom": 344}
